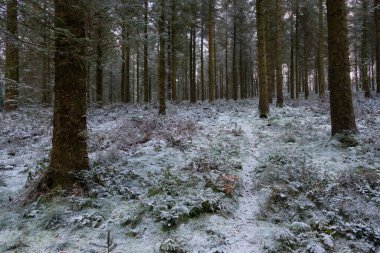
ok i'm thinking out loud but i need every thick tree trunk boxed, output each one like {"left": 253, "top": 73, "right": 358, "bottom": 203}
{"left": 275, "top": 0, "right": 283, "bottom": 107}
{"left": 46, "top": 0, "right": 89, "bottom": 190}
{"left": 257, "top": 0, "right": 269, "bottom": 118}
{"left": 327, "top": 0, "right": 357, "bottom": 135}
{"left": 4, "top": 0, "right": 19, "bottom": 111}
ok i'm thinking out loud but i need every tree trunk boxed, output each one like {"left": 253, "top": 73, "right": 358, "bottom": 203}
{"left": 295, "top": 2, "right": 300, "bottom": 99}
{"left": 303, "top": 7, "right": 310, "bottom": 100}
{"left": 121, "top": 24, "right": 126, "bottom": 102}
{"left": 41, "top": 0, "right": 51, "bottom": 105}
{"left": 158, "top": 0, "right": 166, "bottom": 115}
{"left": 225, "top": 28, "right": 229, "bottom": 100}
{"left": 362, "top": 0, "right": 371, "bottom": 98}
{"left": 232, "top": 1, "right": 238, "bottom": 101}
{"left": 144, "top": 0, "right": 149, "bottom": 102}
{"left": 201, "top": 18, "right": 205, "bottom": 101}
{"left": 171, "top": 0, "right": 177, "bottom": 101}
{"left": 257, "top": 0, "right": 269, "bottom": 118}
{"left": 96, "top": 19, "right": 103, "bottom": 106}
{"left": 4, "top": 0, "right": 19, "bottom": 111}
{"left": 375, "top": 0, "right": 380, "bottom": 93}
{"left": 275, "top": 0, "right": 283, "bottom": 107}
{"left": 318, "top": 0, "right": 325, "bottom": 99}
{"left": 126, "top": 29, "right": 131, "bottom": 103}
{"left": 265, "top": 2, "right": 275, "bottom": 104}
{"left": 46, "top": 0, "right": 89, "bottom": 190}
{"left": 208, "top": 0, "right": 214, "bottom": 102}
{"left": 327, "top": 0, "right": 357, "bottom": 135}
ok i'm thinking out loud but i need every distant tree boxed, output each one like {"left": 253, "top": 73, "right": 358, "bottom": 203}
{"left": 158, "top": 0, "right": 166, "bottom": 115}
{"left": 208, "top": 0, "right": 214, "bottom": 102}
{"left": 144, "top": 0, "right": 149, "bottom": 102}
{"left": 41, "top": 0, "right": 89, "bottom": 190}
{"left": 257, "top": 0, "right": 269, "bottom": 118}
{"left": 4, "top": 0, "right": 19, "bottom": 111}
{"left": 318, "top": 0, "right": 325, "bottom": 99}
{"left": 361, "top": 0, "right": 371, "bottom": 98}
{"left": 275, "top": 0, "right": 284, "bottom": 107}
{"left": 327, "top": 0, "right": 357, "bottom": 135}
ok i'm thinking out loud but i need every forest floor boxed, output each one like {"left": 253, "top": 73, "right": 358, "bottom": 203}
{"left": 0, "top": 93, "right": 379, "bottom": 253}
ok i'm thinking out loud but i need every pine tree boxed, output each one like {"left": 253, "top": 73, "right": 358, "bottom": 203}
{"left": 158, "top": 0, "right": 166, "bottom": 115}
{"left": 4, "top": 0, "right": 19, "bottom": 111}
{"left": 361, "top": 0, "right": 371, "bottom": 98}
{"left": 208, "top": 0, "right": 215, "bottom": 102}
{"left": 327, "top": 0, "right": 357, "bottom": 135}
{"left": 257, "top": 0, "right": 269, "bottom": 118}
{"left": 43, "top": 0, "right": 89, "bottom": 190}
{"left": 275, "top": 0, "right": 283, "bottom": 107}
{"left": 375, "top": 0, "right": 380, "bottom": 93}
{"left": 318, "top": 0, "right": 325, "bottom": 99}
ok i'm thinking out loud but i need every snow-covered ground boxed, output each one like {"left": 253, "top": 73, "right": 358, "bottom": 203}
{"left": 0, "top": 94, "right": 379, "bottom": 253}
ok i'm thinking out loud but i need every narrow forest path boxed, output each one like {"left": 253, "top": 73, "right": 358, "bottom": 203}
{"left": 213, "top": 110, "right": 281, "bottom": 253}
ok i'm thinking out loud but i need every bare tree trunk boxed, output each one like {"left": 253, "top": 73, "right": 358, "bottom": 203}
{"left": 362, "top": 0, "right": 371, "bottom": 98}
{"left": 96, "top": 18, "right": 103, "bottom": 106}
{"left": 375, "top": 0, "right": 380, "bottom": 93}
{"left": 208, "top": 0, "right": 214, "bottom": 102}
{"left": 318, "top": 0, "right": 325, "bottom": 99}
{"left": 4, "top": 0, "right": 19, "bottom": 111}
{"left": 295, "top": 1, "right": 300, "bottom": 99}
{"left": 327, "top": 0, "right": 357, "bottom": 135}
{"left": 201, "top": 18, "right": 205, "bottom": 101}
{"left": 144, "top": 0, "right": 149, "bottom": 102}
{"left": 275, "top": 0, "right": 283, "bottom": 107}
{"left": 257, "top": 0, "right": 269, "bottom": 118}
{"left": 46, "top": 0, "right": 89, "bottom": 190}
{"left": 158, "top": 0, "right": 166, "bottom": 114}
{"left": 303, "top": 7, "right": 310, "bottom": 100}
{"left": 171, "top": 0, "right": 177, "bottom": 101}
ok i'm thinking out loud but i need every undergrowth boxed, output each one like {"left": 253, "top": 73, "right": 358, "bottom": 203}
{"left": 255, "top": 154, "right": 380, "bottom": 253}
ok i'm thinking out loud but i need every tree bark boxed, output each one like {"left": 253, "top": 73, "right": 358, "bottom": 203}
{"left": 158, "top": 0, "right": 166, "bottom": 114}
{"left": 4, "top": 0, "right": 19, "bottom": 111}
{"left": 318, "top": 0, "right": 325, "bottom": 99}
{"left": 375, "top": 0, "right": 380, "bottom": 93}
{"left": 208, "top": 0, "right": 214, "bottom": 102}
{"left": 171, "top": 0, "right": 177, "bottom": 101}
{"left": 362, "top": 0, "right": 371, "bottom": 98}
{"left": 257, "top": 0, "right": 269, "bottom": 118}
{"left": 144, "top": 0, "right": 149, "bottom": 102}
{"left": 275, "top": 0, "right": 283, "bottom": 107}
{"left": 295, "top": 1, "right": 300, "bottom": 99}
{"left": 46, "top": 0, "right": 89, "bottom": 190}
{"left": 327, "top": 0, "right": 357, "bottom": 135}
